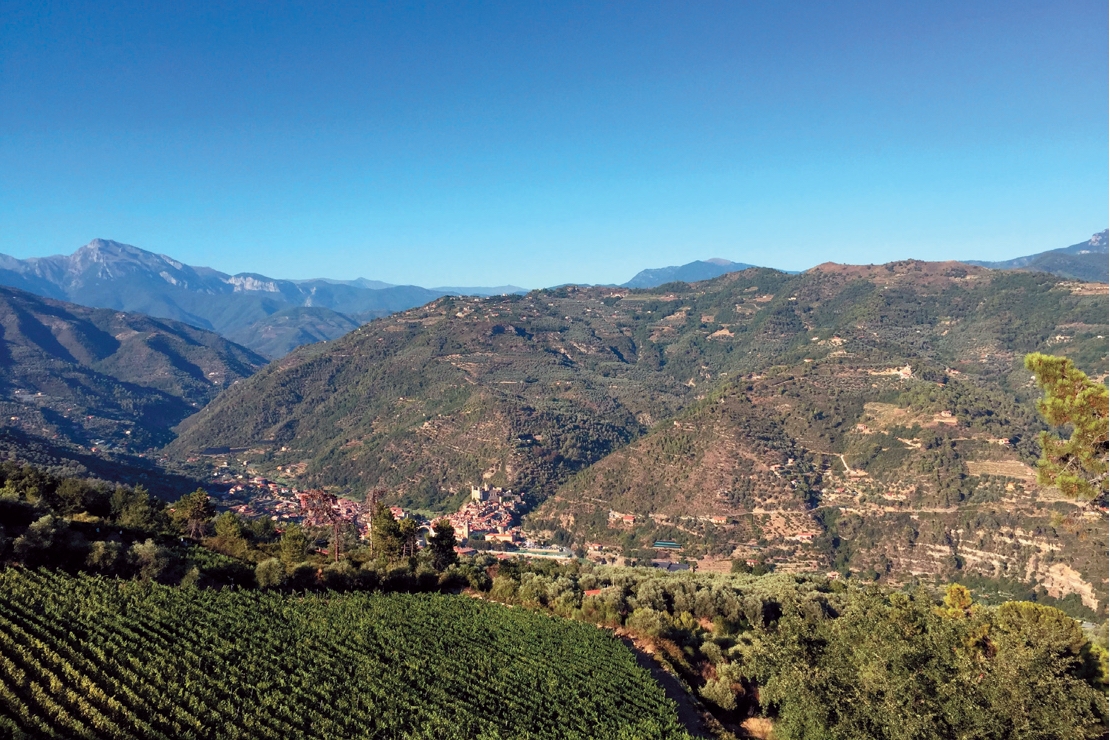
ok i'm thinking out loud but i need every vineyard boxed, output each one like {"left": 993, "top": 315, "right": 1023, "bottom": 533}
{"left": 0, "top": 569, "right": 690, "bottom": 739}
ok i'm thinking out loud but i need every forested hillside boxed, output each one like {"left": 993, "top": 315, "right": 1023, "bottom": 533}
{"left": 168, "top": 260, "right": 1108, "bottom": 610}
{"left": 0, "top": 286, "right": 265, "bottom": 451}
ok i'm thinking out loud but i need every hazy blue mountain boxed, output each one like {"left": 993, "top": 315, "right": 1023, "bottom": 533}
{"left": 0, "top": 240, "right": 448, "bottom": 356}
{"left": 434, "top": 285, "right": 529, "bottom": 296}
{"left": 295, "top": 277, "right": 396, "bottom": 290}
{"left": 225, "top": 306, "right": 362, "bottom": 359}
{"left": 965, "top": 230, "right": 1108, "bottom": 283}
{"left": 622, "top": 258, "right": 758, "bottom": 288}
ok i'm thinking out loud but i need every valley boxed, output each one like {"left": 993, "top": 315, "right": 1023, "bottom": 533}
{"left": 0, "top": 255, "right": 1104, "bottom": 739}
{"left": 162, "top": 260, "right": 1108, "bottom": 619}
{"left": 0, "top": 285, "right": 264, "bottom": 455}
{"left": 6, "top": 8, "right": 1107, "bottom": 737}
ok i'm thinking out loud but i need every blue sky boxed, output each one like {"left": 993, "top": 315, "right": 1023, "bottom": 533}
{"left": 1, "top": 1, "right": 1106, "bottom": 287}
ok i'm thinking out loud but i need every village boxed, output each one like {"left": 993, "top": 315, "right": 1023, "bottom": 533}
{"left": 209, "top": 473, "right": 572, "bottom": 561}
{"left": 207, "top": 469, "right": 815, "bottom": 572}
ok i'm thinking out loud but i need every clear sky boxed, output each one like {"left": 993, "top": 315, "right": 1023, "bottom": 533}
{"left": 1, "top": 1, "right": 1106, "bottom": 287}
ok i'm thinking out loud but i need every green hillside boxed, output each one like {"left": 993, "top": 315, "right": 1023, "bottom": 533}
{"left": 0, "top": 286, "right": 265, "bottom": 451}
{"left": 0, "top": 569, "right": 688, "bottom": 740}
{"left": 171, "top": 261, "right": 1107, "bottom": 506}
{"left": 167, "top": 260, "right": 1108, "bottom": 614}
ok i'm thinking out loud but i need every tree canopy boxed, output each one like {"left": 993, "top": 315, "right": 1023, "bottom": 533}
{"left": 1024, "top": 353, "right": 1109, "bottom": 501}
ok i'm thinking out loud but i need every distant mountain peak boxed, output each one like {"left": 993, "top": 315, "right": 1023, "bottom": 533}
{"left": 74, "top": 239, "right": 192, "bottom": 273}
{"left": 1084, "top": 230, "right": 1106, "bottom": 250}
{"left": 622, "top": 258, "right": 760, "bottom": 289}
{"left": 963, "top": 229, "right": 1108, "bottom": 283}
{"left": 79, "top": 238, "right": 152, "bottom": 258}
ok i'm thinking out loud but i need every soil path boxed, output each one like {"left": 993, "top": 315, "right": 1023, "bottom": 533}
{"left": 618, "top": 636, "right": 715, "bottom": 739}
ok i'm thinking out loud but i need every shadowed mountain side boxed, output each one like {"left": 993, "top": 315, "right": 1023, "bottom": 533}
{"left": 0, "top": 286, "right": 265, "bottom": 449}
{"left": 0, "top": 427, "right": 204, "bottom": 499}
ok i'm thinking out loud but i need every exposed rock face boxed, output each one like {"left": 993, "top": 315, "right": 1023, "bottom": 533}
{"left": 1027, "top": 559, "right": 1101, "bottom": 612}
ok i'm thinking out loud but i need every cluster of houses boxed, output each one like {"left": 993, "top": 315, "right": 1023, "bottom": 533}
{"left": 205, "top": 475, "right": 603, "bottom": 564}
{"left": 447, "top": 485, "right": 524, "bottom": 542}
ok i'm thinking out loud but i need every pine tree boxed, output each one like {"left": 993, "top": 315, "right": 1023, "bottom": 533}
{"left": 172, "top": 489, "right": 214, "bottom": 538}
{"left": 1024, "top": 353, "right": 1109, "bottom": 501}
{"left": 279, "top": 522, "right": 310, "bottom": 567}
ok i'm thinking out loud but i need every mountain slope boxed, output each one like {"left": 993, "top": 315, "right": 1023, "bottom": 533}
{"left": 225, "top": 306, "right": 363, "bottom": 359}
{"left": 965, "top": 230, "right": 1108, "bottom": 283}
{"left": 170, "top": 262, "right": 1107, "bottom": 503}
{"left": 623, "top": 258, "right": 758, "bottom": 288}
{"left": 168, "top": 261, "right": 1108, "bottom": 612}
{"left": 0, "top": 285, "right": 265, "bottom": 449}
{"left": 534, "top": 384, "right": 823, "bottom": 557}
{"left": 531, "top": 358, "right": 1109, "bottom": 614}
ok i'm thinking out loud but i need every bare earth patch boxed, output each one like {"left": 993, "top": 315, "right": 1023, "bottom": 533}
{"left": 965, "top": 460, "right": 1036, "bottom": 481}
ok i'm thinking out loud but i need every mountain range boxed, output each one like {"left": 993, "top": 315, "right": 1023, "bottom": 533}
{"left": 964, "top": 230, "right": 1108, "bottom": 283}
{"left": 0, "top": 240, "right": 524, "bottom": 358}
{"left": 0, "top": 233, "right": 1102, "bottom": 360}
{"left": 167, "top": 260, "right": 1109, "bottom": 615}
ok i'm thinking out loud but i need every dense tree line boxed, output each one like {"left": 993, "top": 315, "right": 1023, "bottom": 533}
{"left": 476, "top": 559, "right": 1109, "bottom": 739}
{"left": 0, "top": 463, "right": 471, "bottom": 594}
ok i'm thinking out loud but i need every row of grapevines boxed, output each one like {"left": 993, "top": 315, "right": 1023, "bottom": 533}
{"left": 0, "top": 569, "right": 691, "bottom": 739}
